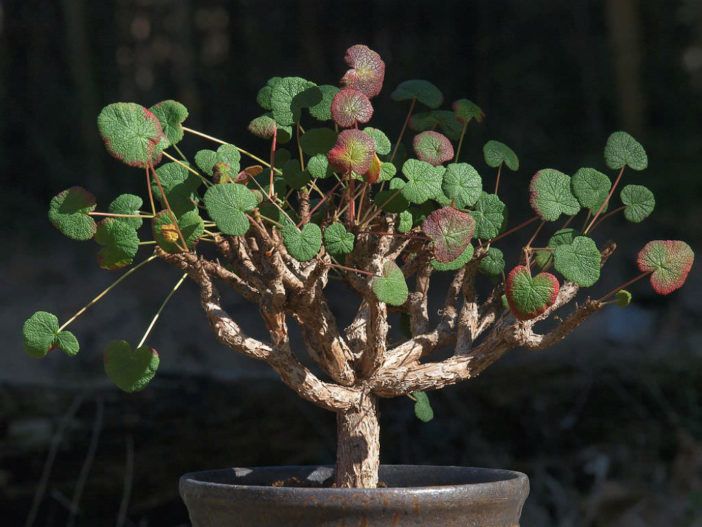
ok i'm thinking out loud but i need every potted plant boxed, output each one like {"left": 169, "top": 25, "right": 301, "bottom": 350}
{"left": 22, "top": 44, "right": 694, "bottom": 526}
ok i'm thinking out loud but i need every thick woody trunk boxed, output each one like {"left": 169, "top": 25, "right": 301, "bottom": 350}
{"left": 335, "top": 392, "right": 380, "bottom": 488}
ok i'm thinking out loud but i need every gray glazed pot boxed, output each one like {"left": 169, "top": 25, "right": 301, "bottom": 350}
{"left": 180, "top": 465, "right": 529, "bottom": 526}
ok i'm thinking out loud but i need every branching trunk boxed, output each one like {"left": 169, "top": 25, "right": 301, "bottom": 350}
{"left": 335, "top": 392, "right": 380, "bottom": 488}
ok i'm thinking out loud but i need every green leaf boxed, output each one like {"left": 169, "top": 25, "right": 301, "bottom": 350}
{"left": 505, "top": 266, "right": 560, "bottom": 320}
{"left": 452, "top": 99, "right": 485, "bottom": 124}
{"left": 363, "top": 127, "right": 391, "bottom": 156}
{"left": 340, "top": 44, "right": 386, "bottom": 98}
{"left": 104, "top": 340, "right": 159, "bottom": 393}
{"left": 300, "top": 128, "right": 337, "bottom": 156}
{"left": 108, "top": 194, "right": 144, "bottom": 229}
{"left": 401, "top": 159, "right": 445, "bottom": 204}
{"left": 308, "top": 84, "right": 339, "bottom": 121}
{"left": 534, "top": 228, "right": 577, "bottom": 268}
{"left": 483, "top": 140, "right": 519, "bottom": 171}
{"left": 194, "top": 149, "right": 217, "bottom": 175}
{"left": 604, "top": 131, "right": 648, "bottom": 171}
{"left": 615, "top": 289, "right": 632, "bottom": 307}
{"left": 55, "top": 331, "right": 79, "bottom": 357}
{"left": 375, "top": 186, "right": 409, "bottom": 213}
{"left": 442, "top": 163, "right": 482, "bottom": 208}
{"left": 413, "top": 131, "right": 454, "bottom": 166}
{"left": 431, "top": 243, "right": 474, "bottom": 271}
{"left": 409, "top": 110, "right": 464, "bottom": 141}
{"left": 372, "top": 260, "right": 409, "bottom": 306}
{"left": 256, "top": 77, "right": 282, "bottom": 111}
{"left": 412, "top": 391, "right": 434, "bottom": 422}
{"left": 479, "top": 247, "right": 505, "bottom": 276}
{"left": 398, "top": 210, "right": 413, "bottom": 233}
{"left": 553, "top": 236, "right": 601, "bottom": 287}
{"left": 469, "top": 192, "right": 507, "bottom": 240}
{"left": 203, "top": 183, "right": 258, "bottom": 236}
{"left": 571, "top": 167, "right": 611, "bottom": 212}
{"left": 271, "top": 77, "right": 321, "bottom": 126}
{"left": 327, "top": 130, "right": 376, "bottom": 175}
{"left": 216, "top": 144, "right": 241, "bottom": 172}
{"left": 97, "top": 103, "right": 166, "bottom": 168}
{"left": 307, "top": 154, "right": 334, "bottom": 179}
{"left": 22, "top": 311, "right": 59, "bottom": 358}
{"left": 152, "top": 210, "right": 204, "bottom": 253}
{"left": 95, "top": 218, "right": 140, "bottom": 270}
{"left": 48, "top": 186, "right": 97, "bottom": 241}
{"left": 149, "top": 100, "right": 188, "bottom": 146}
{"left": 282, "top": 159, "right": 311, "bottom": 189}
{"left": 637, "top": 240, "right": 695, "bottom": 295}
{"left": 152, "top": 162, "right": 201, "bottom": 217}
{"left": 378, "top": 161, "right": 397, "bottom": 182}
{"left": 282, "top": 222, "right": 322, "bottom": 262}
{"left": 323, "top": 222, "right": 355, "bottom": 255}
{"left": 248, "top": 114, "right": 292, "bottom": 143}
{"left": 391, "top": 80, "right": 443, "bottom": 109}
{"left": 620, "top": 184, "right": 655, "bottom": 223}
{"left": 331, "top": 88, "right": 374, "bottom": 128}
{"left": 423, "top": 207, "right": 476, "bottom": 262}
{"left": 529, "top": 169, "right": 580, "bottom": 221}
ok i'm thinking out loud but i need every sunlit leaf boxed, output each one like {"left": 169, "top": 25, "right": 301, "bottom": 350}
{"left": 95, "top": 218, "right": 139, "bottom": 270}
{"left": 152, "top": 210, "right": 204, "bottom": 253}
{"left": 308, "top": 85, "right": 340, "bottom": 122}
{"left": 529, "top": 169, "right": 580, "bottom": 221}
{"left": 48, "top": 186, "right": 97, "bottom": 241}
{"left": 469, "top": 192, "right": 507, "bottom": 240}
{"left": 324, "top": 222, "right": 355, "bottom": 255}
{"left": 620, "top": 184, "right": 655, "bottom": 223}
{"left": 553, "top": 236, "right": 601, "bottom": 287}
{"left": 97, "top": 103, "right": 166, "bottom": 168}
{"left": 637, "top": 240, "right": 694, "bottom": 295}
{"left": 340, "top": 44, "right": 386, "bottom": 98}
{"left": 401, "top": 159, "right": 445, "bottom": 204}
{"left": 203, "top": 183, "right": 258, "bottom": 236}
{"left": 571, "top": 167, "right": 611, "bottom": 212}
{"left": 412, "top": 391, "right": 434, "bottom": 422}
{"left": 372, "top": 260, "right": 409, "bottom": 306}
{"left": 108, "top": 194, "right": 143, "bottom": 229}
{"left": 423, "top": 207, "right": 475, "bottom": 262}
{"left": 413, "top": 131, "right": 454, "bottom": 166}
{"left": 271, "top": 77, "right": 321, "bottom": 126}
{"left": 327, "top": 129, "right": 376, "bottom": 175}
{"left": 505, "top": 266, "right": 559, "bottom": 320}
{"left": 282, "top": 222, "right": 322, "bottom": 262}
{"left": 331, "top": 88, "right": 374, "bottom": 128}
{"left": 442, "top": 163, "right": 482, "bottom": 208}
{"left": 149, "top": 100, "right": 188, "bottom": 146}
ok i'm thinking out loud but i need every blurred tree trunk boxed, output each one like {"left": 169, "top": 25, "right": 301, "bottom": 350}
{"left": 605, "top": 0, "right": 646, "bottom": 135}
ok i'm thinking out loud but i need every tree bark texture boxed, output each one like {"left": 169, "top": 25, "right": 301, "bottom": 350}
{"left": 335, "top": 392, "right": 380, "bottom": 488}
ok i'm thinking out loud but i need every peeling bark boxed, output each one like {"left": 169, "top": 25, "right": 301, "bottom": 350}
{"left": 335, "top": 392, "right": 380, "bottom": 488}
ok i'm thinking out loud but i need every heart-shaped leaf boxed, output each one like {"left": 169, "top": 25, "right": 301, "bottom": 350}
{"left": 620, "top": 184, "right": 655, "bottom": 223}
{"left": 479, "top": 247, "right": 505, "bottom": 277}
{"left": 378, "top": 161, "right": 397, "bottom": 182}
{"left": 469, "top": 192, "right": 507, "bottom": 240}
{"left": 340, "top": 44, "right": 386, "bottom": 99}
{"left": 637, "top": 240, "right": 694, "bottom": 295}
{"left": 483, "top": 140, "right": 519, "bottom": 171}
{"left": 327, "top": 129, "right": 376, "bottom": 175}
{"left": 152, "top": 210, "right": 204, "bottom": 253}
{"left": 22, "top": 311, "right": 79, "bottom": 358}
{"left": 308, "top": 84, "right": 340, "bottom": 122}
{"left": 306, "top": 154, "right": 334, "bottom": 180}
{"left": 149, "top": 100, "right": 188, "bottom": 146}
{"left": 615, "top": 289, "right": 632, "bottom": 307}
{"left": 604, "top": 131, "right": 648, "bottom": 171}
{"left": 442, "top": 163, "right": 482, "bottom": 208}
{"left": 553, "top": 236, "right": 601, "bottom": 287}
{"left": 571, "top": 167, "right": 611, "bottom": 212}
{"left": 203, "top": 183, "right": 258, "bottom": 236}
{"left": 300, "top": 128, "right": 338, "bottom": 156}
{"left": 256, "top": 77, "right": 282, "bottom": 111}
{"left": 282, "top": 222, "right": 322, "bottom": 262}
{"left": 412, "top": 391, "right": 434, "bottom": 422}
{"left": 95, "top": 218, "right": 139, "bottom": 270}
{"left": 401, "top": 159, "right": 445, "bottom": 204}
{"left": 363, "top": 127, "right": 391, "bottom": 156}
{"left": 331, "top": 88, "right": 374, "bottom": 128}
{"left": 108, "top": 194, "right": 144, "bottom": 229}
{"left": 372, "top": 260, "right": 409, "bottom": 306}
{"left": 97, "top": 103, "right": 167, "bottom": 168}
{"left": 413, "top": 131, "right": 454, "bottom": 166}
{"left": 48, "top": 186, "right": 97, "bottom": 241}
{"left": 104, "top": 340, "right": 159, "bottom": 393}
{"left": 151, "top": 162, "right": 201, "bottom": 217}
{"left": 431, "top": 243, "right": 474, "bottom": 271}
{"left": 452, "top": 99, "right": 485, "bottom": 124}
{"left": 409, "top": 110, "right": 463, "bottom": 141}
{"left": 423, "top": 207, "right": 476, "bottom": 262}
{"left": 534, "top": 228, "right": 576, "bottom": 268}
{"left": 271, "top": 77, "right": 321, "bottom": 126}
{"left": 505, "top": 266, "right": 560, "bottom": 320}
{"left": 391, "top": 80, "right": 443, "bottom": 109}
{"left": 323, "top": 222, "right": 355, "bottom": 255}
{"left": 529, "top": 169, "right": 580, "bottom": 221}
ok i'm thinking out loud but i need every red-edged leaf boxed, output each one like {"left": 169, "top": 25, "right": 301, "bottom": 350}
{"left": 422, "top": 207, "right": 476, "bottom": 262}
{"left": 413, "top": 131, "right": 454, "bottom": 166}
{"left": 331, "top": 88, "right": 374, "bottom": 128}
{"left": 327, "top": 129, "right": 376, "bottom": 175}
{"left": 505, "top": 266, "right": 560, "bottom": 320}
{"left": 340, "top": 44, "right": 386, "bottom": 99}
{"left": 637, "top": 240, "right": 694, "bottom": 295}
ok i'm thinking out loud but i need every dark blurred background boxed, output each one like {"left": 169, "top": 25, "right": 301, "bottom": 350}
{"left": 1, "top": 0, "right": 701, "bottom": 525}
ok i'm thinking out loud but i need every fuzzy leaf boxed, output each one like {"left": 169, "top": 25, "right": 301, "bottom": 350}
{"left": 483, "top": 140, "right": 519, "bottom": 171}
{"left": 413, "top": 131, "right": 454, "bottom": 166}
{"left": 104, "top": 340, "right": 159, "bottom": 393}
{"left": 48, "top": 186, "right": 97, "bottom": 241}
{"left": 331, "top": 88, "right": 373, "bottom": 128}
{"left": 401, "top": 159, "right": 445, "bottom": 204}
{"left": 409, "top": 110, "right": 463, "bottom": 141}
{"left": 194, "top": 149, "right": 217, "bottom": 175}
{"left": 300, "top": 128, "right": 337, "bottom": 156}
{"left": 152, "top": 210, "right": 204, "bottom": 253}
{"left": 571, "top": 168, "right": 611, "bottom": 212}
{"left": 149, "top": 100, "right": 188, "bottom": 146}
{"left": 363, "top": 127, "right": 391, "bottom": 155}
{"left": 203, "top": 183, "right": 258, "bottom": 236}
{"left": 620, "top": 184, "right": 655, "bottom": 223}
{"left": 340, "top": 44, "right": 385, "bottom": 99}
{"left": 616, "top": 289, "right": 632, "bottom": 307}
{"left": 423, "top": 207, "right": 476, "bottom": 262}
{"left": 54, "top": 331, "right": 79, "bottom": 356}
{"left": 431, "top": 243, "right": 474, "bottom": 271}
{"left": 452, "top": 99, "right": 485, "bottom": 124}
{"left": 442, "top": 163, "right": 482, "bottom": 208}
{"left": 534, "top": 228, "right": 576, "bottom": 268}
{"left": 398, "top": 210, "right": 413, "bottom": 233}
{"left": 271, "top": 77, "right": 321, "bottom": 126}
{"left": 479, "top": 247, "right": 505, "bottom": 276}
{"left": 256, "top": 77, "right": 282, "bottom": 111}
{"left": 282, "top": 159, "right": 311, "bottom": 189}
{"left": 372, "top": 261, "right": 408, "bottom": 306}
{"left": 108, "top": 194, "right": 144, "bottom": 229}
{"left": 282, "top": 222, "right": 322, "bottom": 262}
{"left": 308, "top": 85, "right": 339, "bottom": 122}
{"left": 379, "top": 162, "right": 397, "bottom": 182}
{"left": 529, "top": 169, "right": 580, "bottom": 221}
{"left": 97, "top": 103, "right": 166, "bottom": 168}
{"left": 469, "top": 192, "right": 507, "bottom": 240}
{"left": 392, "top": 80, "right": 443, "bottom": 109}
{"left": 95, "top": 218, "right": 139, "bottom": 270}
{"left": 324, "top": 222, "right": 355, "bottom": 255}
{"left": 307, "top": 154, "right": 334, "bottom": 179}
{"left": 505, "top": 266, "right": 560, "bottom": 320}
{"left": 412, "top": 391, "right": 434, "bottom": 422}
{"left": 22, "top": 311, "right": 59, "bottom": 358}
{"left": 327, "top": 129, "right": 376, "bottom": 175}
{"left": 553, "top": 236, "right": 601, "bottom": 287}
{"left": 637, "top": 240, "right": 694, "bottom": 295}
{"left": 152, "top": 162, "right": 201, "bottom": 217}
{"left": 248, "top": 114, "right": 278, "bottom": 139}
{"left": 604, "top": 131, "right": 648, "bottom": 171}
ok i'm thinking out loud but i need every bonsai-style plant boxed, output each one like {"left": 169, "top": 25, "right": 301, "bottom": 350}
{"left": 23, "top": 44, "right": 694, "bottom": 492}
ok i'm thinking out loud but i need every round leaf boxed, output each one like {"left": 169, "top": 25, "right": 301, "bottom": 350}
{"left": 391, "top": 80, "right": 443, "bottom": 109}
{"left": 431, "top": 243, "right": 474, "bottom": 271}
{"left": 620, "top": 184, "right": 655, "bottom": 223}
{"left": 469, "top": 192, "right": 507, "bottom": 240}
{"left": 149, "top": 100, "right": 188, "bottom": 146}
{"left": 22, "top": 311, "right": 59, "bottom": 358}
{"left": 571, "top": 167, "right": 611, "bottom": 212}
{"left": 331, "top": 88, "right": 374, "bottom": 128}
{"left": 534, "top": 228, "right": 576, "bottom": 268}
{"left": 256, "top": 77, "right": 282, "bottom": 111}
{"left": 363, "top": 127, "right": 391, "bottom": 156}
{"left": 108, "top": 194, "right": 144, "bottom": 229}
{"left": 604, "top": 131, "right": 648, "bottom": 171}
{"left": 442, "top": 163, "right": 482, "bottom": 208}
{"left": 479, "top": 247, "right": 505, "bottom": 276}
{"left": 203, "top": 183, "right": 258, "bottom": 236}
{"left": 553, "top": 236, "right": 601, "bottom": 287}
{"left": 282, "top": 223, "right": 322, "bottom": 262}
{"left": 401, "top": 159, "right": 445, "bottom": 204}
{"left": 48, "top": 186, "right": 97, "bottom": 241}
{"left": 308, "top": 85, "right": 340, "bottom": 122}
{"left": 529, "top": 169, "right": 580, "bottom": 221}
{"left": 637, "top": 240, "right": 694, "bottom": 295}
{"left": 505, "top": 266, "right": 560, "bottom": 320}
{"left": 97, "top": 103, "right": 166, "bottom": 168}
{"left": 423, "top": 207, "right": 476, "bottom": 262}
{"left": 615, "top": 289, "right": 632, "bottom": 307}
{"left": 372, "top": 261, "right": 408, "bottom": 306}
{"left": 95, "top": 218, "right": 140, "bottom": 270}
{"left": 323, "top": 222, "right": 355, "bottom": 255}
{"left": 271, "top": 77, "right": 321, "bottom": 126}
{"left": 413, "top": 131, "right": 454, "bottom": 167}
{"left": 152, "top": 210, "right": 204, "bottom": 253}
{"left": 327, "top": 129, "right": 376, "bottom": 175}
{"left": 483, "top": 140, "right": 519, "bottom": 171}
{"left": 307, "top": 154, "right": 334, "bottom": 179}
{"left": 340, "top": 44, "right": 385, "bottom": 99}
{"left": 104, "top": 340, "right": 159, "bottom": 393}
